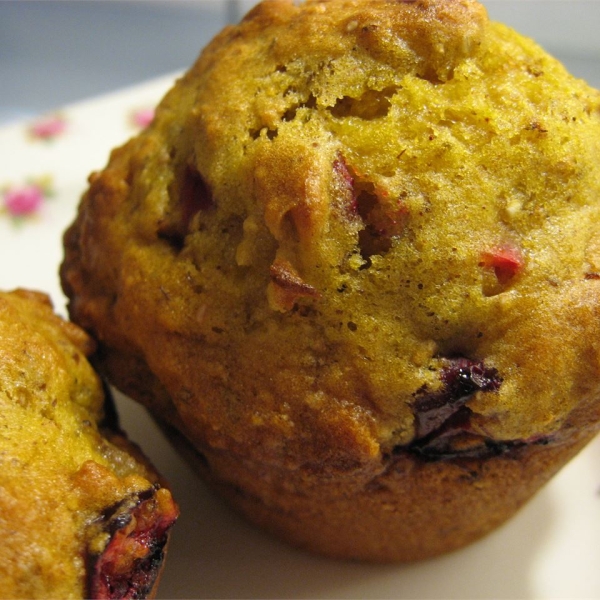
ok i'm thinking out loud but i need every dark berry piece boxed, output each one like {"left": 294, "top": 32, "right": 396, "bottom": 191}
{"left": 87, "top": 486, "right": 178, "bottom": 600}
{"left": 412, "top": 358, "right": 502, "bottom": 439}
{"left": 399, "top": 358, "right": 553, "bottom": 462}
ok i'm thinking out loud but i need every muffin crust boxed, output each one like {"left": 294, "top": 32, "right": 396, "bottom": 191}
{"left": 0, "top": 290, "right": 178, "bottom": 597}
{"left": 62, "top": 0, "right": 600, "bottom": 560}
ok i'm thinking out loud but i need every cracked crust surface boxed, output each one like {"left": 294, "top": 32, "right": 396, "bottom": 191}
{"left": 62, "top": 0, "right": 600, "bottom": 560}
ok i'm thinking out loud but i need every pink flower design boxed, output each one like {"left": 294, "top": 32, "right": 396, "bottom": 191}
{"left": 1, "top": 176, "right": 54, "bottom": 222}
{"left": 130, "top": 107, "right": 155, "bottom": 129}
{"left": 28, "top": 114, "right": 67, "bottom": 141}
{"left": 4, "top": 185, "right": 43, "bottom": 216}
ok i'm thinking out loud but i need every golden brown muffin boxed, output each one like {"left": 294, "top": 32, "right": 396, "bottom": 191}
{"left": 61, "top": 0, "right": 600, "bottom": 561}
{"left": 0, "top": 289, "right": 178, "bottom": 598}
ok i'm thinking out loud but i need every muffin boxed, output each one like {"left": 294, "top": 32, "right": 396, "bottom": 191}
{"left": 0, "top": 289, "right": 178, "bottom": 598}
{"left": 61, "top": 0, "right": 600, "bottom": 561}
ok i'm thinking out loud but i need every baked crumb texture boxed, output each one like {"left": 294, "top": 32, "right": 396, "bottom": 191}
{"left": 62, "top": 0, "right": 600, "bottom": 560}
{"left": 0, "top": 290, "right": 178, "bottom": 597}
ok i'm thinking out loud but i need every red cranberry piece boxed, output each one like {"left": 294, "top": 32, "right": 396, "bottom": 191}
{"left": 87, "top": 486, "right": 179, "bottom": 599}
{"left": 480, "top": 244, "right": 524, "bottom": 285}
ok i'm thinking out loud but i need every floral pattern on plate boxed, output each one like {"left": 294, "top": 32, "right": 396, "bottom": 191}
{"left": 0, "top": 77, "right": 174, "bottom": 235}
{"left": 1, "top": 175, "right": 54, "bottom": 224}
{"left": 0, "top": 73, "right": 175, "bottom": 309}
{"left": 28, "top": 113, "right": 68, "bottom": 141}
{"left": 129, "top": 106, "right": 155, "bottom": 129}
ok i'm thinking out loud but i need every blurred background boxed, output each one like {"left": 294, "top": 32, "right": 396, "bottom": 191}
{"left": 0, "top": 0, "right": 599, "bottom": 126}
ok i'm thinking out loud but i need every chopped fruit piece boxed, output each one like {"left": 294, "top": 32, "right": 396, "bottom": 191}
{"left": 332, "top": 155, "right": 358, "bottom": 219}
{"left": 412, "top": 358, "right": 502, "bottom": 439}
{"left": 268, "top": 257, "right": 321, "bottom": 311}
{"left": 403, "top": 359, "right": 552, "bottom": 462}
{"left": 157, "top": 166, "right": 213, "bottom": 250}
{"left": 406, "top": 408, "right": 553, "bottom": 461}
{"left": 333, "top": 155, "right": 408, "bottom": 258}
{"left": 88, "top": 486, "right": 179, "bottom": 600}
{"left": 179, "top": 165, "right": 213, "bottom": 220}
{"left": 269, "top": 259, "right": 320, "bottom": 298}
{"left": 480, "top": 244, "right": 524, "bottom": 284}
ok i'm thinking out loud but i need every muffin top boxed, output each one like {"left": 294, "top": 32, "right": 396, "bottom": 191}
{"left": 0, "top": 289, "right": 177, "bottom": 598}
{"left": 63, "top": 0, "right": 600, "bottom": 473}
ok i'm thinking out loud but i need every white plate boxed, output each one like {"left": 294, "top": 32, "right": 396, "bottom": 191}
{"left": 1, "top": 66, "right": 599, "bottom": 600}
